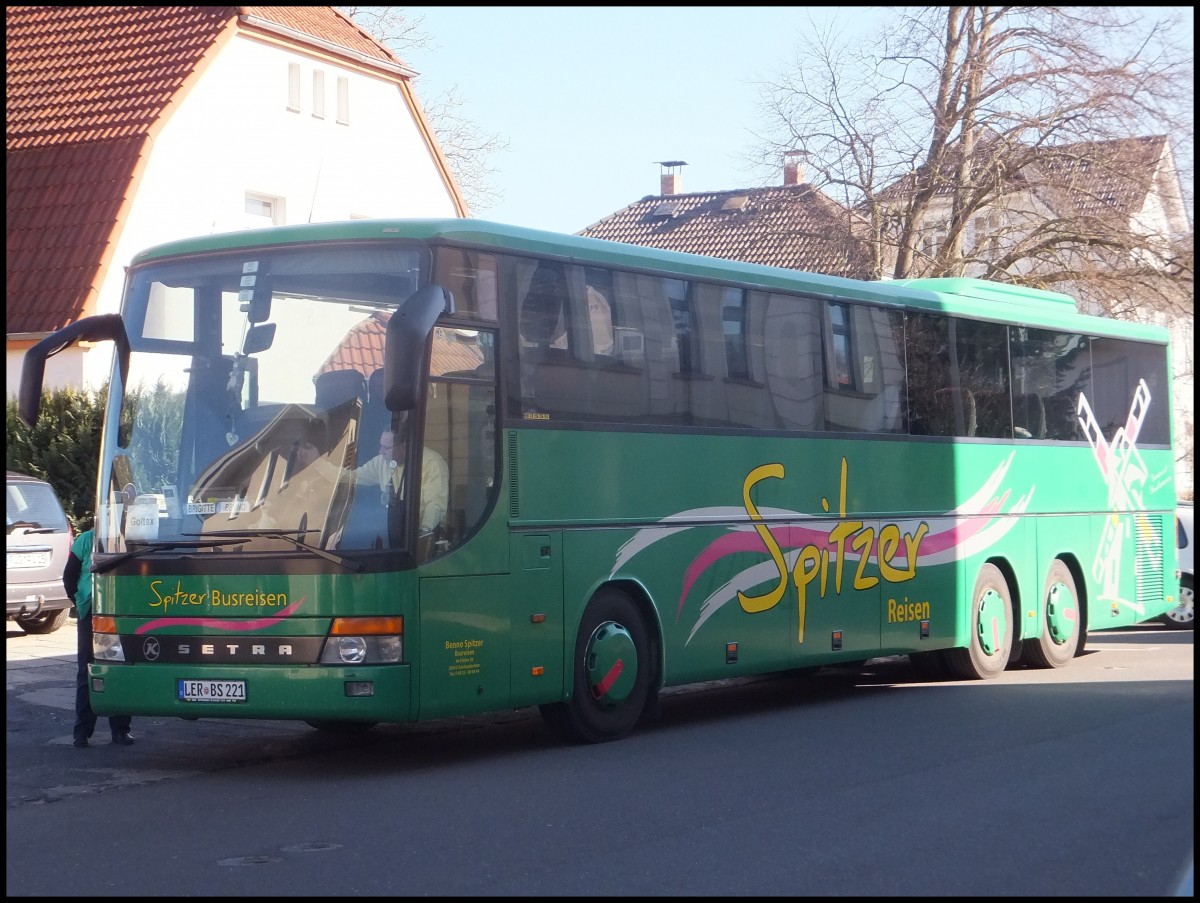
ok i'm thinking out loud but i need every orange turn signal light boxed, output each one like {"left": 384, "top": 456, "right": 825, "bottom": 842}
{"left": 330, "top": 616, "right": 403, "bottom": 635}
{"left": 92, "top": 615, "right": 118, "bottom": 634}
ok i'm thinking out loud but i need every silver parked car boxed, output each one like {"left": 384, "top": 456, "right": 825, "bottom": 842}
{"left": 6, "top": 471, "right": 75, "bottom": 634}
{"left": 1160, "top": 500, "right": 1193, "bottom": 629}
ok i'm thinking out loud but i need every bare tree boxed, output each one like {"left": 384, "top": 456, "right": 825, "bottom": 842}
{"left": 754, "top": 6, "right": 1193, "bottom": 486}
{"left": 753, "top": 8, "right": 1192, "bottom": 307}
{"left": 339, "top": 6, "right": 509, "bottom": 212}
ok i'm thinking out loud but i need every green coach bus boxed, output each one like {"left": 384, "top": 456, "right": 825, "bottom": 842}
{"left": 18, "top": 218, "right": 1181, "bottom": 743}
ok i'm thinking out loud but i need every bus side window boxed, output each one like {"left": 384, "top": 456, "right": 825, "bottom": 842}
{"left": 514, "top": 260, "right": 568, "bottom": 413}
{"left": 973, "top": 388, "right": 1012, "bottom": 438}
{"left": 1013, "top": 393, "right": 1045, "bottom": 439}
{"left": 931, "top": 387, "right": 976, "bottom": 437}
{"left": 519, "top": 262, "right": 567, "bottom": 350}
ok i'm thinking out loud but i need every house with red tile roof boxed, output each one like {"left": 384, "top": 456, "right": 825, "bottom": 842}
{"left": 579, "top": 154, "right": 876, "bottom": 280}
{"left": 6, "top": 5, "right": 466, "bottom": 394}
{"left": 580, "top": 139, "right": 1193, "bottom": 493}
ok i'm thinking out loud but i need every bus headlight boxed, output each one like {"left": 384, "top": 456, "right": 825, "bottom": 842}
{"left": 92, "top": 616, "right": 126, "bottom": 662}
{"left": 319, "top": 617, "right": 404, "bottom": 664}
{"left": 93, "top": 634, "right": 126, "bottom": 662}
{"left": 319, "top": 635, "right": 402, "bottom": 664}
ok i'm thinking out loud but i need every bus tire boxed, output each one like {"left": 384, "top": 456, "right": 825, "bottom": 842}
{"left": 1023, "top": 560, "right": 1080, "bottom": 668}
{"left": 944, "top": 563, "right": 1013, "bottom": 680}
{"left": 544, "top": 588, "right": 653, "bottom": 744}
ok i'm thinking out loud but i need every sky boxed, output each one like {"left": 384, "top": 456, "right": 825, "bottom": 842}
{"left": 398, "top": 7, "right": 1193, "bottom": 236}
{"left": 401, "top": 7, "right": 868, "bottom": 234}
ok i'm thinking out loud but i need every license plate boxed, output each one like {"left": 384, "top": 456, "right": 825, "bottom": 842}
{"left": 7, "top": 550, "right": 50, "bottom": 569}
{"left": 177, "top": 679, "right": 247, "bottom": 703}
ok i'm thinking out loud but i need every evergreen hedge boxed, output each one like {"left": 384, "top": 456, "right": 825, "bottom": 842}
{"left": 6, "top": 386, "right": 107, "bottom": 532}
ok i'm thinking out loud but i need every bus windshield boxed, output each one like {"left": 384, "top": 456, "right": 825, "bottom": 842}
{"left": 97, "top": 242, "right": 440, "bottom": 556}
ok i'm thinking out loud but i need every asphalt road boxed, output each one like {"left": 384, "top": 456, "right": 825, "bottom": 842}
{"left": 6, "top": 617, "right": 1193, "bottom": 896}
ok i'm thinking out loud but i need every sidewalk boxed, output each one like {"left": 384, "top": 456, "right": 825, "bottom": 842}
{"left": 6, "top": 617, "right": 78, "bottom": 715}
{"left": 6, "top": 617, "right": 542, "bottom": 808}
{"left": 5, "top": 618, "right": 337, "bottom": 808}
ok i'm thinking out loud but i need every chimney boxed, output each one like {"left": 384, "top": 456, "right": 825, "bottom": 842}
{"left": 783, "top": 150, "right": 805, "bottom": 186}
{"left": 656, "top": 160, "right": 688, "bottom": 196}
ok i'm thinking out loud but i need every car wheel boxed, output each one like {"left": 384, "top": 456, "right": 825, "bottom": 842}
{"left": 18, "top": 608, "right": 70, "bottom": 634}
{"left": 1159, "top": 575, "right": 1194, "bottom": 630}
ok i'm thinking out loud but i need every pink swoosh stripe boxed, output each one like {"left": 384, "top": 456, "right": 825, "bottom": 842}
{"left": 675, "top": 497, "right": 1007, "bottom": 620}
{"left": 134, "top": 597, "right": 306, "bottom": 635}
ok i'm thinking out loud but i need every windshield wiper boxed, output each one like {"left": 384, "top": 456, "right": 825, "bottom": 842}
{"left": 93, "top": 538, "right": 247, "bottom": 573}
{"left": 186, "top": 529, "right": 364, "bottom": 572}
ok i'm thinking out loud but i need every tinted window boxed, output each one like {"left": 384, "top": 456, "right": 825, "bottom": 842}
{"left": 1010, "top": 328, "right": 1090, "bottom": 441}
{"left": 6, "top": 480, "right": 69, "bottom": 532}
{"left": 823, "top": 303, "right": 905, "bottom": 433}
{"left": 1087, "top": 337, "right": 1171, "bottom": 446}
{"left": 432, "top": 247, "right": 499, "bottom": 322}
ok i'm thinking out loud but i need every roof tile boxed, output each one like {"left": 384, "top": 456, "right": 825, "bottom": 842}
{"left": 5, "top": 6, "right": 408, "bottom": 336}
{"left": 579, "top": 184, "right": 876, "bottom": 279}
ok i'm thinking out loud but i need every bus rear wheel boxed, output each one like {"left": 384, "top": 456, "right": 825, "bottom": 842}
{"left": 540, "top": 588, "right": 654, "bottom": 744}
{"left": 944, "top": 563, "right": 1013, "bottom": 680}
{"left": 1023, "top": 560, "right": 1079, "bottom": 668}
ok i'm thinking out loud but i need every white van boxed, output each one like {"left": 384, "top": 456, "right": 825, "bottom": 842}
{"left": 1161, "top": 501, "right": 1193, "bottom": 629}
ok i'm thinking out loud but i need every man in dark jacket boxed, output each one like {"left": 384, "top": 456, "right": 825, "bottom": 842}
{"left": 64, "top": 527, "right": 134, "bottom": 747}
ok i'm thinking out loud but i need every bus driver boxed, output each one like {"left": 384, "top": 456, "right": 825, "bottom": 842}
{"left": 354, "top": 429, "right": 448, "bottom": 534}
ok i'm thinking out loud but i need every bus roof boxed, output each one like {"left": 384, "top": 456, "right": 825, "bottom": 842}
{"left": 129, "top": 218, "right": 1169, "bottom": 344}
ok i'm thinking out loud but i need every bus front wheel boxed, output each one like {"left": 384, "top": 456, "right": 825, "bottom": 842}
{"left": 540, "top": 588, "right": 654, "bottom": 744}
{"left": 945, "top": 563, "right": 1014, "bottom": 680}
{"left": 1023, "top": 560, "right": 1079, "bottom": 668}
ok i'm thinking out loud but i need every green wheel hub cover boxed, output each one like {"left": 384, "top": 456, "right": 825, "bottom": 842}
{"left": 976, "top": 588, "right": 1007, "bottom": 656}
{"left": 1045, "top": 581, "right": 1076, "bottom": 645}
{"left": 585, "top": 620, "right": 638, "bottom": 707}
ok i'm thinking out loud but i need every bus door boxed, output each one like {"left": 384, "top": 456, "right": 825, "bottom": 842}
{"left": 415, "top": 532, "right": 563, "bottom": 718}
{"left": 417, "top": 573, "right": 513, "bottom": 719}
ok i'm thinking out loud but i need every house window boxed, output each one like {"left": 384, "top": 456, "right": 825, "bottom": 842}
{"left": 921, "top": 226, "right": 948, "bottom": 261}
{"left": 336, "top": 76, "right": 350, "bottom": 124}
{"left": 245, "top": 194, "right": 284, "bottom": 228}
{"left": 287, "top": 63, "right": 301, "bottom": 112}
{"left": 312, "top": 70, "right": 326, "bottom": 119}
{"left": 972, "top": 213, "right": 1001, "bottom": 256}
{"left": 666, "top": 278, "right": 699, "bottom": 375}
{"left": 827, "top": 302, "right": 854, "bottom": 389}
{"left": 722, "top": 287, "right": 749, "bottom": 380}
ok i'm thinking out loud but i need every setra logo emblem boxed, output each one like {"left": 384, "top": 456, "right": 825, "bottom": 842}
{"left": 142, "top": 636, "right": 161, "bottom": 661}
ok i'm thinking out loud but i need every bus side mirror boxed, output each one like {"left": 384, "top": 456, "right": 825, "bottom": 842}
{"left": 19, "top": 314, "right": 130, "bottom": 428}
{"left": 242, "top": 322, "right": 276, "bottom": 355}
{"left": 382, "top": 285, "right": 453, "bottom": 411}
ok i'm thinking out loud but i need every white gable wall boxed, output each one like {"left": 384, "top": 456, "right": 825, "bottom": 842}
{"left": 75, "top": 32, "right": 458, "bottom": 392}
